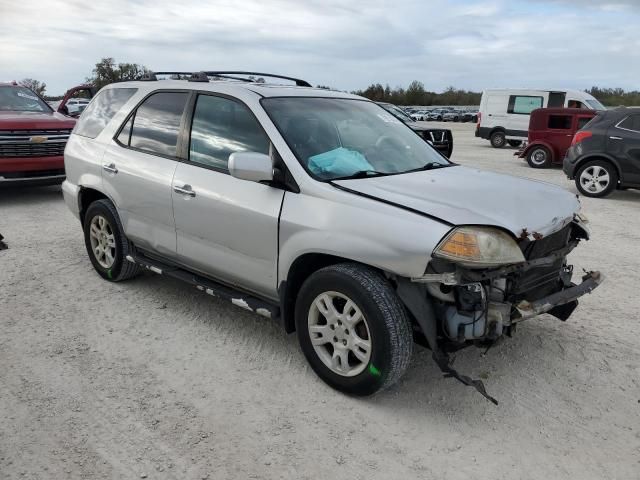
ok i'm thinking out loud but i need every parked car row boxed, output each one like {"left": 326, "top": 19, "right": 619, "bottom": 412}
{"left": 407, "top": 107, "right": 479, "bottom": 123}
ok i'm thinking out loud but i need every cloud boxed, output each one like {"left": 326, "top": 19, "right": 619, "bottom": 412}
{"left": 0, "top": 0, "right": 639, "bottom": 95}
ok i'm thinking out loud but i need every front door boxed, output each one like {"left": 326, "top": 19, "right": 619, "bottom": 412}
{"left": 102, "top": 90, "right": 190, "bottom": 256}
{"left": 172, "top": 93, "right": 284, "bottom": 299}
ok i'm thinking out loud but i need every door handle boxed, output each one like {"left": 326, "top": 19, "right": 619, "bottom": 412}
{"left": 609, "top": 136, "right": 623, "bottom": 140}
{"left": 173, "top": 184, "right": 196, "bottom": 197}
{"left": 102, "top": 163, "right": 118, "bottom": 174}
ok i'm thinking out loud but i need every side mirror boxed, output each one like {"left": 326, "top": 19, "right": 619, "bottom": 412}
{"left": 228, "top": 152, "right": 274, "bottom": 183}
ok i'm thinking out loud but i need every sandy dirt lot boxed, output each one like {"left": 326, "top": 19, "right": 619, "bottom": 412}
{"left": 1, "top": 122, "right": 638, "bottom": 479}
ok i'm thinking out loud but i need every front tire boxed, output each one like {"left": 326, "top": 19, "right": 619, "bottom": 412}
{"left": 83, "top": 199, "right": 141, "bottom": 281}
{"left": 575, "top": 160, "right": 618, "bottom": 198}
{"left": 490, "top": 131, "right": 506, "bottom": 148}
{"left": 526, "top": 146, "right": 552, "bottom": 168}
{"left": 295, "top": 263, "right": 413, "bottom": 396}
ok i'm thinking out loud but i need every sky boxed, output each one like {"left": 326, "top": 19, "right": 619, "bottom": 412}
{"left": 0, "top": 0, "right": 639, "bottom": 96}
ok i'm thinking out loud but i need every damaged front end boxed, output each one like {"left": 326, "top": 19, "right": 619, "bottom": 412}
{"left": 398, "top": 214, "right": 603, "bottom": 404}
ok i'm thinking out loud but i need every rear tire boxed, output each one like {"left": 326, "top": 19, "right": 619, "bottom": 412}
{"left": 490, "top": 131, "right": 506, "bottom": 148}
{"left": 83, "top": 199, "right": 141, "bottom": 282}
{"left": 295, "top": 263, "right": 413, "bottom": 396}
{"left": 575, "top": 160, "right": 618, "bottom": 198}
{"left": 526, "top": 146, "right": 552, "bottom": 168}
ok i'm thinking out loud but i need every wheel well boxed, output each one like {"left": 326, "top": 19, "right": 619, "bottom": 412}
{"left": 489, "top": 127, "right": 505, "bottom": 137}
{"left": 279, "top": 253, "right": 372, "bottom": 333}
{"left": 575, "top": 156, "right": 621, "bottom": 183}
{"left": 79, "top": 188, "right": 108, "bottom": 224}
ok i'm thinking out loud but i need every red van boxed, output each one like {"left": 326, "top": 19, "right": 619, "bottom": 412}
{"left": 517, "top": 108, "right": 597, "bottom": 168}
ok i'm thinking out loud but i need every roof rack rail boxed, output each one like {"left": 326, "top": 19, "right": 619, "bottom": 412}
{"left": 141, "top": 71, "right": 312, "bottom": 87}
{"left": 202, "top": 71, "right": 311, "bottom": 87}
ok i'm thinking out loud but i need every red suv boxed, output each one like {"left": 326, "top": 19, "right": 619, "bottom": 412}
{"left": 516, "top": 108, "right": 596, "bottom": 168}
{"left": 0, "top": 82, "right": 76, "bottom": 186}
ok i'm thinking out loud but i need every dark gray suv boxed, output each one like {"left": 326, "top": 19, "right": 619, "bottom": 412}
{"left": 564, "top": 107, "right": 640, "bottom": 198}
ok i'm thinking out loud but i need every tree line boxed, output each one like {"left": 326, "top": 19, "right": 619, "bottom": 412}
{"left": 352, "top": 80, "right": 640, "bottom": 107}
{"left": 16, "top": 57, "right": 640, "bottom": 107}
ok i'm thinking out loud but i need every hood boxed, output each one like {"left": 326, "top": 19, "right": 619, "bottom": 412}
{"left": 334, "top": 165, "right": 580, "bottom": 237}
{"left": 0, "top": 110, "right": 76, "bottom": 130}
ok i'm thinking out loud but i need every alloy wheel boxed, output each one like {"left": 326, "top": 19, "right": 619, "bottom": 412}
{"left": 307, "top": 291, "right": 372, "bottom": 377}
{"left": 579, "top": 165, "right": 610, "bottom": 194}
{"left": 89, "top": 215, "right": 116, "bottom": 268}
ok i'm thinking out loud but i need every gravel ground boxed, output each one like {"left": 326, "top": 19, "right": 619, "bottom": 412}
{"left": 1, "top": 122, "right": 639, "bottom": 480}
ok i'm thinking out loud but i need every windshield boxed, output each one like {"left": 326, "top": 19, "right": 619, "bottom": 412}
{"left": 0, "top": 86, "right": 52, "bottom": 112}
{"left": 262, "top": 98, "right": 451, "bottom": 181}
{"left": 585, "top": 98, "right": 606, "bottom": 111}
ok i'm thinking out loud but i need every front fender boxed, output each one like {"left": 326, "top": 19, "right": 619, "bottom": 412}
{"left": 278, "top": 189, "right": 451, "bottom": 282}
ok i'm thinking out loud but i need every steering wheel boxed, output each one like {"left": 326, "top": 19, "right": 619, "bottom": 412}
{"left": 375, "top": 135, "right": 400, "bottom": 150}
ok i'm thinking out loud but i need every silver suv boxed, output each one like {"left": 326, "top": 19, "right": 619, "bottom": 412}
{"left": 63, "top": 71, "right": 602, "bottom": 401}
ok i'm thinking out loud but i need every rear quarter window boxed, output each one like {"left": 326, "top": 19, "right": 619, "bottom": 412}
{"left": 74, "top": 88, "right": 138, "bottom": 139}
{"left": 618, "top": 114, "right": 640, "bottom": 132}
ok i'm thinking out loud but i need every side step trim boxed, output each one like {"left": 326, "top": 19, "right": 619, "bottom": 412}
{"left": 126, "top": 254, "right": 280, "bottom": 320}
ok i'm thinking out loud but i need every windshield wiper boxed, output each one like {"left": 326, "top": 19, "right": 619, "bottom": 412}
{"left": 404, "top": 162, "right": 453, "bottom": 173}
{"left": 331, "top": 170, "right": 389, "bottom": 181}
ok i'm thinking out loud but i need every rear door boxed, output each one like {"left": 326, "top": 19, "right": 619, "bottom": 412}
{"left": 610, "top": 114, "right": 640, "bottom": 185}
{"left": 102, "top": 90, "right": 189, "bottom": 256}
{"left": 171, "top": 93, "right": 284, "bottom": 299}
{"left": 546, "top": 114, "right": 574, "bottom": 161}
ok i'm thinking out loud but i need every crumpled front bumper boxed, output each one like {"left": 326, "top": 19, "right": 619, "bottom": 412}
{"left": 515, "top": 270, "right": 603, "bottom": 321}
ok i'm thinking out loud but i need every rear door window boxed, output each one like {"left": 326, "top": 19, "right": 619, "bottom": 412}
{"left": 508, "top": 95, "right": 543, "bottom": 115}
{"left": 548, "top": 115, "right": 572, "bottom": 129}
{"left": 128, "top": 91, "right": 189, "bottom": 158}
{"left": 74, "top": 88, "right": 137, "bottom": 138}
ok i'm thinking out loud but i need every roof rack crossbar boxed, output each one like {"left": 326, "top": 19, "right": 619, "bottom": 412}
{"left": 202, "top": 71, "right": 312, "bottom": 87}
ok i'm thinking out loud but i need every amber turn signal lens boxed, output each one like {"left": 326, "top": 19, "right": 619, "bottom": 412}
{"left": 438, "top": 231, "right": 481, "bottom": 258}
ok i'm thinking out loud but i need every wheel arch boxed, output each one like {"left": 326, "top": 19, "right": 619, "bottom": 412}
{"left": 78, "top": 187, "right": 112, "bottom": 225}
{"left": 278, "top": 253, "right": 385, "bottom": 334}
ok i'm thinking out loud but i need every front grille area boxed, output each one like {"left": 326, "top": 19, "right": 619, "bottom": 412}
{"left": 0, "top": 129, "right": 71, "bottom": 158}
{"left": 510, "top": 224, "right": 574, "bottom": 301}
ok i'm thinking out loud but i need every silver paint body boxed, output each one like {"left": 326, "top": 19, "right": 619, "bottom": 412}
{"left": 63, "top": 80, "right": 581, "bottom": 302}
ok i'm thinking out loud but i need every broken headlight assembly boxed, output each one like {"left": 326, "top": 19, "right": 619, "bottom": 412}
{"left": 433, "top": 226, "right": 525, "bottom": 268}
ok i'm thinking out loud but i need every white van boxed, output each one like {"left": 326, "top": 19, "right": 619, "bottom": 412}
{"left": 476, "top": 89, "right": 606, "bottom": 148}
